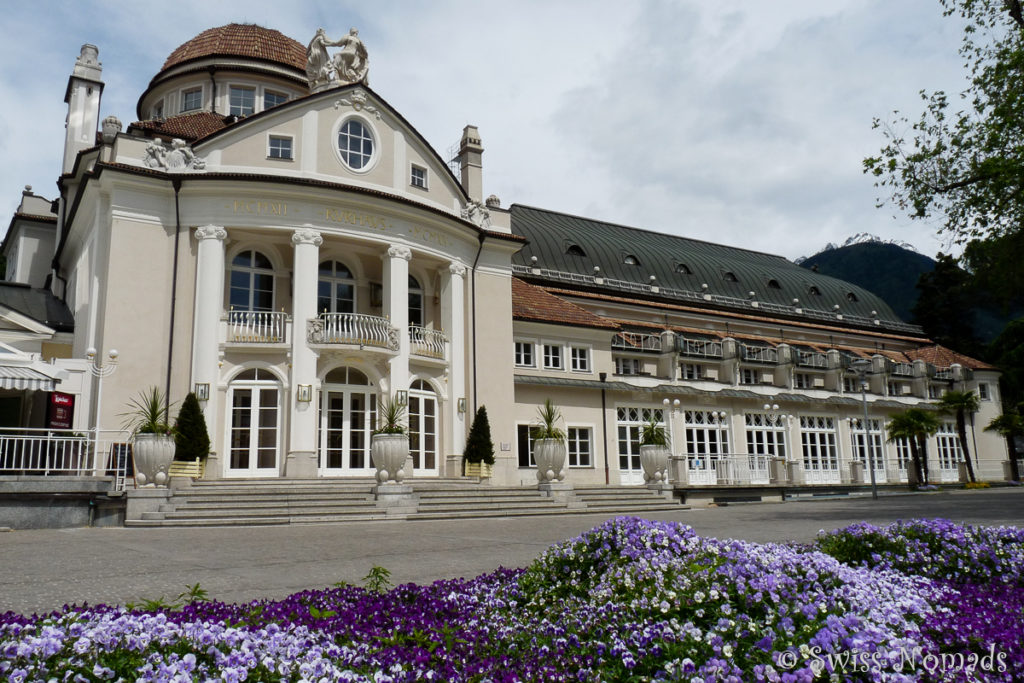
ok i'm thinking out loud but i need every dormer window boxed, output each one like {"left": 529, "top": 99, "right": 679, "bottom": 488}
{"left": 566, "top": 244, "right": 586, "bottom": 257}
{"left": 808, "top": 286, "right": 822, "bottom": 296}
{"left": 846, "top": 292, "right": 859, "bottom": 303}
{"left": 723, "top": 271, "right": 738, "bottom": 282}
{"left": 410, "top": 165, "right": 427, "bottom": 189}
{"left": 767, "top": 279, "right": 781, "bottom": 289}
{"left": 624, "top": 254, "right": 640, "bottom": 266}
{"left": 675, "top": 263, "right": 692, "bottom": 274}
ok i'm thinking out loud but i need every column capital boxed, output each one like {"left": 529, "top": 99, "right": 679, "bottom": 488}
{"left": 292, "top": 227, "right": 323, "bottom": 247}
{"left": 195, "top": 224, "right": 227, "bottom": 241}
{"left": 387, "top": 245, "right": 412, "bottom": 261}
{"left": 448, "top": 261, "right": 467, "bottom": 277}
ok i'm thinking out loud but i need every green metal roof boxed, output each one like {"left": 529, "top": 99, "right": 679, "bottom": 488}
{"left": 509, "top": 204, "right": 912, "bottom": 332}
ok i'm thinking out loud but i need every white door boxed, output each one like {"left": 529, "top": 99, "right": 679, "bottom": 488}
{"left": 408, "top": 385, "right": 439, "bottom": 476}
{"left": 318, "top": 387, "right": 375, "bottom": 476}
{"left": 226, "top": 384, "right": 280, "bottom": 478}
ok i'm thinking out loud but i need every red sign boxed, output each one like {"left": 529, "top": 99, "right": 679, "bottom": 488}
{"left": 47, "top": 392, "right": 75, "bottom": 429}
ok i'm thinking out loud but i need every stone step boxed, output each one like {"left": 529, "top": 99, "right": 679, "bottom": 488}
{"left": 172, "top": 493, "right": 377, "bottom": 504}
{"left": 125, "top": 516, "right": 292, "bottom": 527}
{"left": 415, "top": 500, "right": 564, "bottom": 512}
{"left": 166, "top": 500, "right": 380, "bottom": 513}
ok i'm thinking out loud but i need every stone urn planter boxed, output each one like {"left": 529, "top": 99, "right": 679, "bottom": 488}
{"left": 133, "top": 433, "right": 176, "bottom": 487}
{"left": 534, "top": 438, "right": 567, "bottom": 483}
{"left": 371, "top": 433, "right": 410, "bottom": 483}
{"left": 639, "top": 444, "right": 670, "bottom": 483}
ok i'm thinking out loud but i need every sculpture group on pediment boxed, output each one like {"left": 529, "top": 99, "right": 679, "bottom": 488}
{"left": 460, "top": 200, "right": 491, "bottom": 229}
{"left": 307, "top": 27, "right": 370, "bottom": 92}
{"left": 142, "top": 137, "right": 206, "bottom": 172}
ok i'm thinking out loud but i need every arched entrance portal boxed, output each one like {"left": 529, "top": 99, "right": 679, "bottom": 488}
{"left": 318, "top": 367, "right": 377, "bottom": 476}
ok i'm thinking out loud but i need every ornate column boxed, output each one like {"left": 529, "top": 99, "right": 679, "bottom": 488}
{"left": 441, "top": 261, "right": 467, "bottom": 459}
{"left": 286, "top": 227, "right": 322, "bottom": 478}
{"left": 383, "top": 245, "right": 411, "bottom": 402}
{"left": 191, "top": 225, "right": 226, "bottom": 469}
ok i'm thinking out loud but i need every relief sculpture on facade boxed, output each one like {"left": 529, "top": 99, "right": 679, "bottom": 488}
{"left": 142, "top": 137, "right": 206, "bottom": 172}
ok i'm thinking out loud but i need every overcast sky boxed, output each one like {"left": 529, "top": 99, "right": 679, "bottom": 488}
{"left": 0, "top": 1, "right": 970, "bottom": 261}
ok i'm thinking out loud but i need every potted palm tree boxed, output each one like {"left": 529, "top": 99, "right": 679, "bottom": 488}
{"left": 936, "top": 389, "right": 980, "bottom": 483}
{"left": 531, "top": 399, "right": 567, "bottom": 483}
{"left": 886, "top": 408, "right": 941, "bottom": 490}
{"left": 371, "top": 397, "right": 409, "bottom": 483}
{"left": 639, "top": 416, "right": 671, "bottom": 483}
{"left": 121, "top": 387, "right": 175, "bottom": 487}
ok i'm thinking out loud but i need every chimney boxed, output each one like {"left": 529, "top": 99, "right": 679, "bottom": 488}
{"left": 63, "top": 44, "right": 104, "bottom": 174}
{"left": 457, "top": 125, "right": 483, "bottom": 202}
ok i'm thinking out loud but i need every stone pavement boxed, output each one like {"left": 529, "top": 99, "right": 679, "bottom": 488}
{"left": 1, "top": 488, "right": 1021, "bottom": 616}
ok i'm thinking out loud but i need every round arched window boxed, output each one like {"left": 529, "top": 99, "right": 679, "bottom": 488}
{"left": 337, "top": 119, "right": 374, "bottom": 170}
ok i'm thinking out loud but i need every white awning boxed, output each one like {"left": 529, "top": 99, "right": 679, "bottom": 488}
{"left": 0, "top": 363, "right": 65, "bottom": 391}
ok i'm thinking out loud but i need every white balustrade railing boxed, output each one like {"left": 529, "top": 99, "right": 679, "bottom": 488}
{"left": 226, "top": 310, "right": 288, "bottom": 343}
{"left": 409, "top": 326, "right": 447, "bottom": 359}
{"left": 683, "top": 453, "right": 772, "bottom": 485}
{"left": 678, "top": 337, "right": 724, "bottom": 359}
{"left": 0, "top": 428, "right": 134, "bottom": 489}
{"left": 612, "top": 331, "right": 662, "bottom": 352}
{"left": 309, "top": 313, "right": 398, "bottom": 350}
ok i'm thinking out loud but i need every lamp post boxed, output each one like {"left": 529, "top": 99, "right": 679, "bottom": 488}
{"left": 849, "top": 358, "right": 878, "bottom": 500}
{"left": 661, "top": 397, "right": 681, "bottom": 447}
{"left": 86, "top": 347, "right": 118, "bottom": 474}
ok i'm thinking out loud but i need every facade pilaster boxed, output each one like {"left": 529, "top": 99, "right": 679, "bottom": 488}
{"left": 190, "top": 225, "right": 226, "bottom": 464}
{"left": 286, "top": 227, "right": 322, "bottom": 477}
{"left": 383, "top": 245, "right": 412, "bottom": 402}
{"left": 442, "top": 261, "right": 467, "bottom": 456}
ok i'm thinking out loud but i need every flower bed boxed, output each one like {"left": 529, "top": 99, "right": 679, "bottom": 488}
{"left": 1, "top": 517, "right": 1021, "bottom": 681}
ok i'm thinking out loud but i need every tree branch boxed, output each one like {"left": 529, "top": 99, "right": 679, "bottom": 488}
{"left": 1007, "top": 0, "right": 1024, "bottom": 30}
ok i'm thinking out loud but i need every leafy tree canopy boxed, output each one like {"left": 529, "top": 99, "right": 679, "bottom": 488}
{"left": 864, "top": 0, "right": 1024, "bottom": 245}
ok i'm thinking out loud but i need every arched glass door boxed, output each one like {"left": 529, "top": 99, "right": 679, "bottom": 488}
{"left": 318, "top": 367, "right": 378, "bottom": 476}
{"left": 226, "top": 368, "right": 280, "bottom": 478}
{"left": 408, "top": 379, "right": 438, "bottom": 476}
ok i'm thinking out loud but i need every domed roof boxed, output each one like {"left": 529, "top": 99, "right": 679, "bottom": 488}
{"left": 159, "top": 24, "right": 306, "bottom": 74}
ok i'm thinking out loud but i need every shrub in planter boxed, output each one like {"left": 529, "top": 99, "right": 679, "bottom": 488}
{"left": 531, "top": 399, "right": 566, "bottom": 483}
{"left": 371, "top": 398, "right": 409, "bottom": 483}
{"left": 464, "top": 406, "right": 495, "bottom": 477}
{"left": 173, "top": 392, "right": 210, "bottom": 462}
{"left": 120, "top": 387, "right": 176, "bottom": 487}
{"left": 639, "top": 416, "right": 670, "bottom": 483}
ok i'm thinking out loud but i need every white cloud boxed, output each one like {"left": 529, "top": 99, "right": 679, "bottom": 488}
{"left": 0, "top": 1, "right": 972, "bottom": 261}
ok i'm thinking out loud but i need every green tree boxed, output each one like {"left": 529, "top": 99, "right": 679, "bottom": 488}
{"left": 463, "top": 406, "right": 495, "bottom": 465}
{"left": 887, "top": 408, "right": 942, "bottom": 489}
{"left": 985, "top": 411, "right": 1023, "bottom": 481}
{"left": 173, "top": 392, "right": 210, "bottom": 462}
{"left": 911, "top": 254, "right": 982, "bottom": 357}
{"left": 936, "top": 389, "right": 981, "bottom": 482}
{"left": 864, "top": 1, "right": 1024, "bottom": 261}
{"left": 988, "top": 318, "right": 1024, "bottom": 407}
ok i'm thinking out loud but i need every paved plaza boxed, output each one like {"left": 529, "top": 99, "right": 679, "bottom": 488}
{"left": 1, "top": 488, "right": 1021, "bottom": 616}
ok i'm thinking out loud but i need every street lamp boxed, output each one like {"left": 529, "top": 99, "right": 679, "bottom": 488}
{"left": 85, "top": 347, "right": 119, "bottom": 474}
{"left": 661, "top": 397, "right": 680, "bottom": 445}
{"left": 849, "top": 358, "right": 878, "bottom": 500}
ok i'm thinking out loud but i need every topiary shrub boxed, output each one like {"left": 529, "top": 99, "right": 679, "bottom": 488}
{"left": 173, "top": 392, "right": 210, "bottom": 461}
{"left": 463, "top": 406, "right": 495, "bottom": 465}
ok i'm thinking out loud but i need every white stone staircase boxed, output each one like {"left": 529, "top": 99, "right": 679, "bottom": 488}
{"left": 124, "top": 479, "right": 685, "bottom": 527}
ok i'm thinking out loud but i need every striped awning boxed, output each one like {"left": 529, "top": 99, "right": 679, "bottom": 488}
{"left": 0, "top": 365, "right": 60, "bottom": 391}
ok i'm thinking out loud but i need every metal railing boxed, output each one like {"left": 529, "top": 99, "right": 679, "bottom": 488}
{"left": 797, "top": 351, "right": 828, "bottom": 369}
{"left": 308, "top": 313, "right": 399, "bottom": 350}
{"left": 740, "top": 345, "right": 779, "bottom": 364}
{"left": 934, "top": 367, "right": 954, "bottom": 381}
{"left": 612, "top": 331, "right": 662, "bottom": 352}
{"left": 0, "top": 428, "right": 134, "bottom": 489}
{"left": 890, "top": 362, "right": 915, "bottom": 377}
{"left": 684, "top": 453, "right": 771, "bottom": 485}
{"left": 678, "top": 337, "right": 724, "bottom": 359}
{"left": 226, "top": 310, "right": 288, "bottom": 343}
{"left": 409, "top": 326, "right": 447, "bottom": 359}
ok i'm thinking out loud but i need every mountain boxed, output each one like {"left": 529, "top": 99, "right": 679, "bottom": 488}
{"left": 794, "top": 233, "right": 920, "bottom": 265}
{"left": 798, "top": 242, "right": 934, "bottom": 323}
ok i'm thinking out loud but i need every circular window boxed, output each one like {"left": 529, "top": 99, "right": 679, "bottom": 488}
{"left": 337, "top": 119, "right": 375, "bottom": 170}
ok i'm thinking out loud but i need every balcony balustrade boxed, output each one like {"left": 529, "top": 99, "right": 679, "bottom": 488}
{"left": 740, "top": 345, "right": 779, "bottom": 364}
{"left": 226, "top": 310, "right": 288, "bottom": 344}
{"left": 612, "top": 331, "right": 662, "bottom": 353}
{"left": 410, "top": 326, "right": 447, "bottom": 359}
{"left": 677, "top": 337, "right": 724, "bottom": 359}
{"left": 307, "top": 313, "right": 399, "bottom": 351}
{"left": 889, "top": 361, "right": 915, "bottom": 377}
{"left": 796, "top": 351, "right": 828, "bottom": 369}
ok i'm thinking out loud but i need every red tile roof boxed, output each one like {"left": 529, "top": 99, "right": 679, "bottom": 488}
{"left": 160, "top": 24, "right": 306, "bottom": 73}
{"left": 512, "top": 278, "right": 619, "bottom": 329}
{"left": 905, "top": 345, "right": 996, "bottom": 370}
{"left": 129, "top": 112, "right": 229, "bottom": 142}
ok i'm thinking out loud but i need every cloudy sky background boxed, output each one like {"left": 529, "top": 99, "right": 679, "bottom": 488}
{"left": 0, "top": 1, "right": 969, "bottom": 261}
